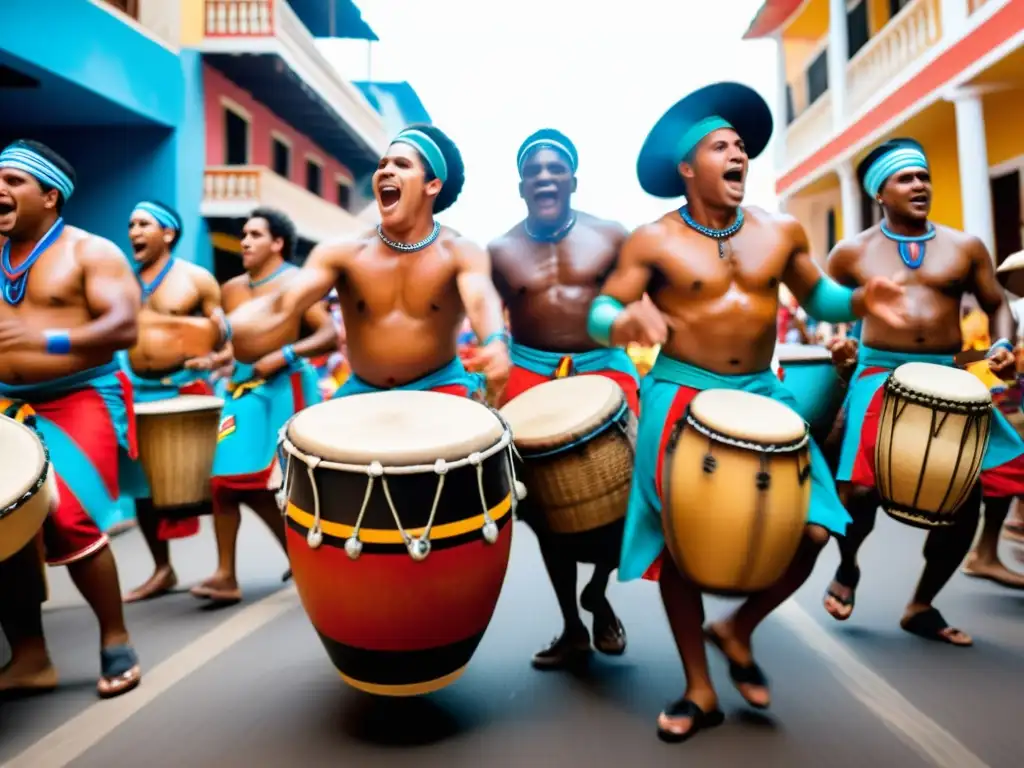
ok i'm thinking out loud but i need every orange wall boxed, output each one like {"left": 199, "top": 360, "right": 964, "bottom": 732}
{"left": 984, "top": 87, "right": 1024, "bottom": 168}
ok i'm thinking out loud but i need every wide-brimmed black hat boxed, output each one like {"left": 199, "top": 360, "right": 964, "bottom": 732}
{"left": 636, "top": 81, "right": 773, "bottom": 199}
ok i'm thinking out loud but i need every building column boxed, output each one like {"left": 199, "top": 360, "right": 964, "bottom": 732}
{"left": 939, "top": 0, "right": 968, "bottom": 42}
{"left": 773, "top": 31, "right": 789, "bottom": 170}
{"left": 826, "top": 0, "right": 849, "bottom": 129}
{"left": 950, "top": 89, "right": 995, "bottom": 257}
{"left": 838, "top": 161, "right": 863, "bottom": 239}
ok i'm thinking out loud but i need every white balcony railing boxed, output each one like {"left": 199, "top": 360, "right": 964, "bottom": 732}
{"left": 202, "top": 0, "right": 387, "bottom": 155}
{"left": 846, "top": 0, "right": 942, "bottom": 118}
{"left": 785, "top": 92, "right": 832, "bottom": 169}
{"left": 202, "top": 166, "right": 366, "bottom": 243}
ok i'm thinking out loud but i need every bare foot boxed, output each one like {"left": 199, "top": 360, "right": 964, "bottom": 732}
{"left": 190, "top": 574, "right": 242, "bottom": 604}
{"left": 961, "top": 553, "right": 1024, "bottom": 590}
{"left": 124, "top": 567, "right": 178, "bottom": 603}
{"left": 705, "top": 621, "right": 770, "bottom": 709}
{"left": 0, "top": 657, "right": 59, "bottom": 694}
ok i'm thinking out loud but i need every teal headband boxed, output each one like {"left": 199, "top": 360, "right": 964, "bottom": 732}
{"left": 863, "top": 146, "right": 929, "bottom": 198}
{"left": 0, "top": 144, "right": 75, "bottom": 201}
{"left": 517, "top": 139, "right": 577, "bottom": 177}
{"left": 133, "top": 201, "right": 179, "bottom": 231}
{"left": 391, "top": 129, "right": 448, "bottom": 184}
{"left": 677, "top": 116, "right": 735, "bottom": 163}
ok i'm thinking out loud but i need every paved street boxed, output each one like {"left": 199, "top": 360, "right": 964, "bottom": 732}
{"left": 1, "top": 511, "right": 1022, "bottom": 768}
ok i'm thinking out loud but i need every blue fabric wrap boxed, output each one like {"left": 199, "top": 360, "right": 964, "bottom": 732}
{"left": 619, "top": 354, "right": 850, "bottom": 582}
{"left": 802, "top": 277, "right": 857, "bottom": 324}
{"left": 587, "top": 295, "right": 625, "bottom": 347}
{"left": 332, "top": 357, "right": 484, "bottom": 398}
{"left": 510, "top": 342, "right": 639, "bottom": 383}
{"left": 836, "top": 345, "right": 1024, "bottom": 482}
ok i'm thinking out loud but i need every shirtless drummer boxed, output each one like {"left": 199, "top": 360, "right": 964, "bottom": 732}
{"left": 587, "top": 84, "right": 907, "bottom": 742}
{"left": 227, "top": 124, "right": 510, "bottom": 401}
{"left": 824, "top": 138, "right": 1024, "bottom": 644}
{"left": 121, "top": 200, "right": 229, "bottom": 602}
{"left": 489, "top": 129, "right": 638, "bottom": 669}
{"left": 0, "top": 139, "right": 142, "bottom": 697}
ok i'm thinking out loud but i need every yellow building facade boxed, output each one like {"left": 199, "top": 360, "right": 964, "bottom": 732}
{"left": 746, "top": 0, "right": 1024, "bottom": 266}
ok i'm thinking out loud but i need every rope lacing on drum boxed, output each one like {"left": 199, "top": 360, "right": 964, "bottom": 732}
{"left": 304, "top": 457, "right": 324, "bottom": 549}
{"left": 683, "top": 412, "right": 809, "bottom": 454}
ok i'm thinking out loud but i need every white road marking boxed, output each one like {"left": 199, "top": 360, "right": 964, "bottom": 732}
{"left": 2, "top": 586, "right": 298, "bottom": 768}
{"left": 776, "top": 600, "right": 991, "bottom": 768}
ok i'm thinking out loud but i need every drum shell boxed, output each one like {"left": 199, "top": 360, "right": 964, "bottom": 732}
{"left": 0, "top": 470, "right": 53, "bottom": 563}
{"left": 516, "top": 404, "right": 636, "bottom": 535}
{"left": 135, "top": 404, "right": 223, "bottom": 508}
{"left": 778, "top": 357, "right": 845, "bottom": 444}
{"left": 283, "top": 445, "right": 514, "bottom": 696}
{"left": 662, "top": 416, "right": 810, "bottom": 595}
{"left": 875, "top": 383, "right": 991, "bottom": 528}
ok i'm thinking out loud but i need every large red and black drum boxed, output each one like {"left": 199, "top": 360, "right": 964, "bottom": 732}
{"left": 279, "top": 390, "right": 518, "bottom": 696}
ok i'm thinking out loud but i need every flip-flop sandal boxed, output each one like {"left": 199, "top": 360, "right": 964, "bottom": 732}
{"left": 656, "top": 698, "right": 725, "bottom": 744}
{"left": 97, "top": 645, "right": 141, "bottom": 699}
{"left": 704, "top": 627, "right": 770, "bottom": 710}
{"left": 823, "top": 564, "right": 860, "bottom": 621}
{"left": 1003, "top": 522, "right": 1024, "bottom": 543}
{"left": 900, "top": 607, "right": 972, "bottom": 647}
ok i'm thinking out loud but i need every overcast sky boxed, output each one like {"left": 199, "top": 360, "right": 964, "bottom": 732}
{"left": 321, "top": 0, "right": 779, "bottom": 244}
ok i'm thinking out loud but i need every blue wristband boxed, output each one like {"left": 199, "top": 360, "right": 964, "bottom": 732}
{"left": 587, "top": 295, "right": 625, "bottom": 347}
{"left": 281, "top": 344, "right": 298, "bottom": 365}
{"left": 988, "top": 338, "right": 1013, "bottom": 358}
{"left": 44, "top": 329, "right": 71, "bottom": 355}
{"left": 222, "top": 316, "right": 233, "bottom": 344}
{"left": 481, "top": 330, "right": 509, "bottom": 347}
{"left": 802, "top": 277, "right": 856, "bottom": 324}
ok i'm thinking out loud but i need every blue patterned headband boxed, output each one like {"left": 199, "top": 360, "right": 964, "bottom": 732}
{"left": 0, "top": 144, "right": 75, "bottom": 201}
{"left": 678, "top": 116, "right": 735, "bottom": 163}
{"left": 391, "top": 129, "right": 448, "bottom": 184}
{"left": 517, "top": 139, "right": 577, "bottom": 177}
{"left": 132, "top": 201, "right": 180, "bottom": 231}
{"left": 863, "top": 146, "right": 929, "bottom": 198}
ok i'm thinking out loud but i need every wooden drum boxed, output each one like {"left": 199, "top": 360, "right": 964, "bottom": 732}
{"left": 0, "top": 415, "right": 55, "bottom": 562}
{"left": 876, "top": 362, "right": 992, "bottom": 528}
{"left": 775, "top": 343, "right": 845, "bottom": 444}
{"left": 134, "top": 395, "right": 224, "bottom": 509}
{"left": 500, "top": 376, "right": 635, "bottom": 535}
{"left": 662, "top": 389, "right": 811, "bottom": 594}
{"left": 280, "top": 390, "right": 518, "bottom": 697}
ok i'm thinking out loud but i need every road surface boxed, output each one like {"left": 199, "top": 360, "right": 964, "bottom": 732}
{"left": 1, "top": 512, "right": 1022, "bottom": 767}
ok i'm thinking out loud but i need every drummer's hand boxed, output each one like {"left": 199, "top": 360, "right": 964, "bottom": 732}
{"left": 184, "top": 354, "right": 215, "bottom": 371}
{"left": 988, "top": 346, "right": 1016, "bottom": 379}
{"left": 827, "top": 336, "right": 859, "bottom": 369}
{"left": 210, "top": 361, "right": 235, "bottom": 383}
{"left": 253, "top": 353, "right": 285, "bottom": 381}
{"left": 862, "top": 274, "right": 909, "bottom": 329}
{"left": 465, "top": 338, "right": 510, "bottom": 403}
{"left": 609, "top": 298, "right": 669, "bottom": 348}
{"left": 0, "top": 321, "right": 45, "bottom": 353}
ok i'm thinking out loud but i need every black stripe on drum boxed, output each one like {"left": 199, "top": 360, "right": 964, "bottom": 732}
{"left": 316, "top": 629, "right": 485, "bottom": 688}
{"left": 285, "top": 510, "right": 512, "bottom": 554}
{"left": 285, "top": 447, "right": 513, "bottom": 532}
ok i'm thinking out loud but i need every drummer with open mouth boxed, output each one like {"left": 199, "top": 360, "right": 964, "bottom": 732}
{"left": 488, "top": 129, "right": 639, "bottom": 669}
{"left": 226, "top": 124, "right": 509, "bottom": 402}
{"left": 119, "top": 200, "right": 229, "bottom": 603}
{"left": 824, "top": 138, "right": 1024, "bottom": 641}
{"left": 0, "top": 139, "right": 142, "bottom": 698}
{"left": 587, "top": 83, "right": 909, "bottom": 743}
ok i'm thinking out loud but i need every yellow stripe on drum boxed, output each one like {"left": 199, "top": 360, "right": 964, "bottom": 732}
{"left": 339, "top": 665, "right": 467, "bottom": 697}
{"left": 286, "top": 493, "right": 512, "bottom": 543}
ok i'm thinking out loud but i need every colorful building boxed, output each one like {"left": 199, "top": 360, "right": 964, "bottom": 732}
{"left": 1, "top": 0, "right": 431, "bottom": 279}
{"left": 745, "top": 0, "right": 1024, "bottom": 266}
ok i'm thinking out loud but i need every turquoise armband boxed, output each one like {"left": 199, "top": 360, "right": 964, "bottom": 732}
{"left": 587, "top": 295, "right": 625, "bottom": 347}
{"left": 988, "top": 338, "right": 1014, "bottom": 357}
{"left": 802, "top": 277, "right": 856, "bottom": 324}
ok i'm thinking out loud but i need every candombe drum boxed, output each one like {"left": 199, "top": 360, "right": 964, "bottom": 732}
{"left": 134, "top": 395, "right": 225, "bottom": 509}
{"left": 0, "top": 414, "right": 55, "bottom": 561}
{"left": 875, "top": 362, "right": 992, "bottom": 528}
{"left": 775, "top": 342, "right": 845, "bottom": 444}
{"left": 280, "top": 391, "right": 518, "bottom": 696}
{"left": 662, "top": 389, "right": 811, "bottom": 594}
{"left": 500, "top": 375, "right": 635, "bottom": 535}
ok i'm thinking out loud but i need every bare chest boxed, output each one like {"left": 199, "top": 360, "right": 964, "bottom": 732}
{"left": 0, "top": 247, "right": 83, "bottom": 316}
{"left": 856, "top": 237, "right": 970, "bottom": 291}
{"left": 146, "top": 270, "right": 202, "bottom": 316}
{"left": 501, "top": 240, "right": 615, "bottom": 294}
{"left": 340, "top": 248, "right": 459, "bottom": 316}
{"left": 656, "top": 233, "right": 790, "bottom": 297}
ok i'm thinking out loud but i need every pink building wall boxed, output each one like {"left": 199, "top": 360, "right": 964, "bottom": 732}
{"left": 203, "top": 65, "right": 354, "bottom": 206}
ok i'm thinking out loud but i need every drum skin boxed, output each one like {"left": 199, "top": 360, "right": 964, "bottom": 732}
{"left": 661, "top": 412, "right": 810, "bottom": 595}
{"left": 876, "top": 376, "right": 991, "bottom": 528}
{"left": 284, "top": 447, "right": 514, "bottom": 696}
{"left": 134, "top": 397, "right": 224, "bottom": 509}
{"left": 0, "top": 416, "right": 54, "bottom": 562}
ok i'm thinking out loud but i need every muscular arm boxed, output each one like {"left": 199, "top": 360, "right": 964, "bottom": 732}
{"left": 596, "top": 226, "right": 655, "bottom": 305}
{"left": 782, "top": 219, "right": 866, "bottom": 323}
{"left": 969, "top": 237, "right": 1014, "bottom": 343}
{"left": 68, "top": 237, "right": 140, "bottom": 353}
{"left": 453, "top": 238, "right": 506, "bottom": 343}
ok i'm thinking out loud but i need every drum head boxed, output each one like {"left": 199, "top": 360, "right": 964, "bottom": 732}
{"left": 134, "top": 395, "right": 225, "bottom": 415}
{"left": 689, "top": 389, "right": 806, "bottom": 444}
{"left": 500, "top": 376, "right": 623, "bottom": 450}
{"left": 776, "top": 343, "right": 830, "bottom": 364}
{"left": 287, "top": 390, "right": 504, "bottom": 465}
{"left": 891, "top": 362, "right": 991, "bottom": 403}
{"left": 0, "top": 415, "right": 47, "bottom": 511}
